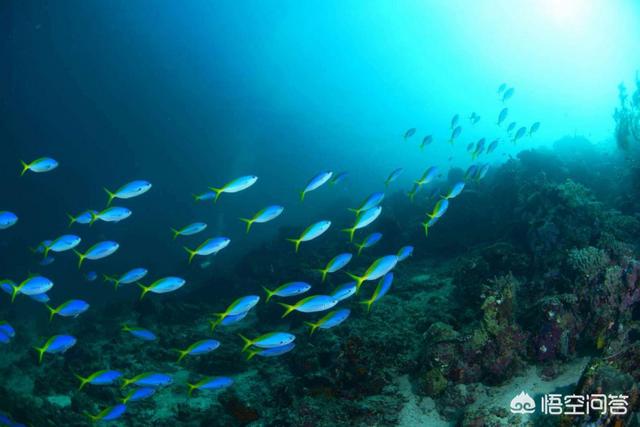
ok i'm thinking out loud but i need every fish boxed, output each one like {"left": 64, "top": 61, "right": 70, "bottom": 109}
{"left": 329, "top": 171, "right": 348, "bottom": 185}
{"left": 89, "top": 207, "right": 132, "bottom": 225}
{"left": 20, "top": 157, "right": 58, "bottom": 176}
{"left": 415, "top": 167, "right": 439, "bottom": 187}
{"left": 466, "top": 142, "right": 474, "bottom": 153}
{"left": 239, "top": 205, "right": 284, "bottom": 233}
{"left": 497, "top": 83, "right": 507, "bottom": 93}
{"left": 67, "top": 210, "right": 98, "bottom": 227}
{"left": 187, "top": 376, "right": 233, "bottom": 397}
{"left": 279, "top": 295, "right": 338, "bottom": 317}
{"left": 450, "top": 114, "right": 459, "bottom": 129}
{"left": 346, "top": 255, "right": 399, "bottom": 292}
{"left": 476, "top": 164, "right": 490, "bottom": 180}
{"left": 85, "top": 404, "right": 127, "bottom": 423}
{"left": 46, "top": 299, "right": 90, "bottom": 321}
{"left": 403, "top": 128, "right": 416, "bottom": 140}
{"left": 349, "top": 191, "right": 384, "bottom": 216}
{"left": 0, "top": 322, "right": 15, "bottom": 339}
{"left": 448, "top": 126, "right": 462, "bottom": 143}
{"left": 407, "top": 183, "right": 421, "bottom": 203}
{"left": 104, "top": 268, "right": 148, "bottom": 290}
{"left": 219, "top": 310, "right": 250, "bottom": 326}
{"left": 384, "top": 168, "right": 403, "bottom": 187}
{"left": 246, "top": 342, "right": 295, "bottom": 360}
{"left": 506, "top": 121, "right": 517, "bottom": 133}
{"left": 330, "top": 282, "right": 357, "bottom": 302}
{"left": 0, "top": 331, "right": 10, "bottom": 345}
{"left": 28, "top": 293, "right": 50, "bottom": 304}
{"left": 184, "top": 237, "right": 230, "bottom": 263}
{"left": 422, "top": 199, "right": 449, "bottom": 236}
{"left": 121, "top": 387, "right": 156, "bottom": 404}
{"left": 32, "top": 240, "right": 52, "bottom": 254}
{"left": 497, "top": 107, "right": 508, "bottom": 126}
{"left": 361, "top": 272, "right": 393, "bottom": 312}
{"left": 122, "top": 325, "right": 157, "bottom": 341}
{"left": 314, "top": 253, "right": 353, "bottom": 282}
{"left": 0, "top": 280, "right": 16, "bottom": 299}
{"left": 263, "top": 282, "right": 311, "bottom": 302}
{"left": 355, "top": 232, "right": 382, "bottom": 256}
{"left": 192, "top": 191, "right": 217, "bottom": 202}
{"left": 43, "top": 234, "right": 82, "bottom": 257}
{"left": 513, "top": 126, "right": 527, "bottom": 142}
{"left": 174, "top": 339, "right": 220, "bottom": 363}
{"left": 121, "top": 373, "right": 173, "bottom": 389}
{"left": 104, "top": 180, "right": 152, "bottom": 206}
{"left": 0, "top": 211, "right": 18, "bottom": 230}
{"left": 472, "top": 138, "right": 486, "bottom": 160}
{"left": 74, "top": 370, "right": 122, "bottom": 390}
{"left": 305, "top": 308, "right": 351, "bottom": 335}
{"left": 502, "top": 87, "right": 515, "bottom": 102}
{"left": 33, "top": 335, "right": 77, "bottom": 364}
{"left": 529, "top": 121, "right": 541, "bottom": 136}
{"left": 287, "top": 220, "right": 331, "bottom": 252}
{"left": 84, "top": 271, "right": 98, "bottom": 282}
{"left": 342, "top": 206, "right": 381, "bottom": 242}
{"left": 239, "top": 332, "right": 296, "bottom": 352}
{"left": 137, "top": 276, "right": 186, "bottom": 299}
{"left": 299, "top": 171, "right": 332, "bottom": 201}
{"left": 464, "top": 165, "right": 479, "bottom": 181}
{"left": 420, "top": 135, "right": 433, "bottom": 149}
{"left": 487, "top": 139, "right": 499, "bottom": 154}
{"left": 469, "top": 112, "right": 481, "bottom": 124}
{"left": 397, "top": 246, "right": 414, "bottom": 262}
{"left": 208, "top": 175, "right": 258, "bottom": 202}
{"left": 73, "top": 241, "right": 119, "bottom": 268}
{"left": 39, "top": 256, "right": 55, "bottom": 267}
{"left": 209, "top": 295, "right": 260, "bottom": 330}
{"left": 11, "top": 276, "right": 54, "bottom": 302}
{"left": 443, "top": 182, "right": 465, "bottom": 200}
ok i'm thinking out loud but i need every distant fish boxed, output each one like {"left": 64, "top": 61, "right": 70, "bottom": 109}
{"left": 104, "top": 180, "right": 152, "bottom": 206}
{"left": 403, "top": 128, "right": 416, "bottom": 140}
{"left": 448, "top": 126, "right": 462, "bottom": 144}
{"left": 239, "top": 332, "right": 295, "bottom": 352}
{"left": 464, "top": 165, "right": 478, "bottom": 181}
{"left": 74, "top": 241, "right": 119, "bottom": 268}
{"left": 469, "top": 112, "right": 481, "bottom": 124}
{"left": 396, "top": 246, "right": 414, "bottom": 262}
{"left": 420, "top": 135, "right": 433, "bottom": 150}
{"left": 476, "top": 164, "right": 490, "bottom": 181}
{"left": 0, "top": 322, "right": 15, "bottom": 340}
{"left": 192, "top": 191, "right": 216, "bottom": 202}
{"left": 89, "top": 207, "right": 132, "bottom": 225}
{"left": 342, "top": 206, "right": 381, "bottom": 242}
{"left": 28, "top": 293, "right": 50, "bottom": 303}
{"left": 330, "top": 171, "right": 348, "bottom": 185}
{"left": 384, "top": 168, "right": 403, "bottom": 187}
{"left": 122, "top": 325, "right": 157, "bottom": 341}
{"left": 239, "top": 205, "right": 284, "bottom": 233}
{"left": 84, "top": 271, "right": 98, "bottom": 282}
{"left": 330, "top": 282, "right": 357, "bottom": 302}
{"left": 497, "top": 107, "right": 508, "bottom": 126}
{"left": 407, "top": 183, "right": 420, "bottom": 203}
{"left": 187, "top": 376, "right": 233, "bottom": 396}
{"left": 506, "top": 121, "right": 517, "bottom": 133}
{"left": 443, "top": 182, "right": 465, "bottom": 200}
{"left": 246, "top": 342, "right": 295, "bottom": 360}
{"left": 174, "top": 339, "right": 220, "bottom": 363}
{"left": 85, "top": 404, "right": 127, "bottom": 423}
{"left": 315, "top": 253, "right": 352, "bottom": 282}
{"left": 355, "top": 232, "right": 382, "bottom": 256}
{"left": 299, "top": 171, "right": 332, "bottom": 201}
{"left": 103, "top": 268, "right": 148, "bottom": 290}
{"left": 208, "top": 175, "right": 258, "bottom": 202}
{"left": 0, "top": 211, "right": 18, "bottom": 230}
{"left": 263, "top": 282, "right": 311, "bottom": 302}
{"left": 39, "top": 256, "right": 55, "bottom": 267}
{"left": 67, "top": 210, "right": 98, "bottom": 227}
{"left": 20, "top": 157, "right": 58, "bottom": 176}
{"left": 43, "top": 234, "right": 82, "bottom": 258}
{"left": 450, "top": 114, "right": 459, "bottom": 130}
{"left": 497, "top": 83, "right": 507, "bottom": 94}
{"left": 209, "top": 295, "right": 260, "bottom": 331}
{"left": 11, "top": 276, "right": 54, "bottom": 302}
{"left": 471, "top": 138, "right": 486, "bottom": 160}
{"left": 287, "top": 220, "right": 331, "bottom": 252}
{"left": 487, "top": 139, "right": 499, "bottom": 154}
{"left": 466, "top": 142, "right": 474, "bottom": 153}
{"left": 219, "top": 310, "right": 250, "bottom": 326}
{"left": 349, "top": 191, "right": 384, "bottom": 216}
{"left": 529, "top": 121, "right": 541, "bottom": 136}
{"left": 415, "top": 166, "right": 438, "bottom": 187}
{"left": 138, "top": 276, "right": 186, "bottom": 299}
{"left": 513, "top": 126, "right": 527, "bottom": 142}
{"left": 184, "top": 237, "right": 230, "bottom": 264}
{"left": 46, "top": 299, "right": 90, "bottom": 321}
{"left": 170, "top": 222, "right": 207, "bottom": 240}
{"left": 502, "top": 87, "right": 515, "bottom": 102}
{"left": 422, "top": 199, "right": 449, "bottom": 237}
{"left": 34, "top": 334, "right": 77, "bottom": 364}
{"left": 279, "top": 295, "right": 338, "bottom": 317}
{"left": 74, "top": 370, "right": 122, "bottom": 390}
{"left": 121, "top": 387, "right": 155, "bottom": 404}
{"left": 361, "top": 272, "right": 393, "bottom": 312}
{"left": 346, "top": 255, "right": 398, "bottom": 292}
{"left": 305, "top": 308, "right": 350, "bottom": 335}
{"left": 121, "top": 373, "right": 173, "bottom": 389}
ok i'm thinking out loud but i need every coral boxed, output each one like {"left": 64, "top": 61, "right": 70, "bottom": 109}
{"left": 567, "top": 246, "right": 609, "bottom": 281}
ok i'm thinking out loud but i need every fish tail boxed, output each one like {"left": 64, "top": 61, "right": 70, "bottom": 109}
{"left": 170, "top": 228, "right": 180, "bottom": 240}
{"left": 137, "top": 283, "right": 150, "bottom": 300}
{"left": 299, "top": 190, "right": 306, "bottom": 202}
{"left": 341, "top": 227, "right": 356, "bottom": 243}
{"left": 277, "top": 302, "right": 297, "bottom": 318}
{"left": 408, "top": 191, "right": 416, "bottom": 203}
{"left": 208, "top": 318, "right": 222, "bottom": 332}
{"left": 175, "top": 349, "right": 188, "bottom": 363}
{"left": 183, "top": 246, "right": 197, "bottom": 264}
{"left": 262, "top": 286, "right": 275, "bottom": 303}
{"left": 33, "top": 346, "right": 46, "bottom": 364}
{"left": 121, "top": 323, "right": 132, "bottom": 332}
{"left": 88, "top": 211, "right": 99, "bottom": 226}
{"left": 103, "top": 187, "right": 116, "bottom": 207}
{"left": 84, "top": 411, "right": 99, "bottom": 423}
{"left": 191, "top": 193, "right": 200, "bottom": 202}
{"left": 305, "top": 321, "right": 320, "bottom": 335}
{"left": 359, "top": 298, "right": 375, "bottom": 313}
{"left": 73, "top": 249, "right": 85, "bottom": 269}
{"left": 120, "top": 378, "right": 133, "bottom": 389}
{"left": 102, "top": 274, "right": 115, "bottom": 283}
{"left": 66, "top": 213, "right": 77, "bottom": 227}
{"left": 209, "top": 187, "right": 223, "bottom": 203}
{"left": 356, "top": 244, "right": 364, "bottom": 257}
{"left": 286, "top": 238, "right": 301, "bottom": 253}
{"left": 239, "top": 334, "right": 254, "bottom": 352}
{"left": 20, "top": 160, "right": 31, "bottom": 176}
{"left": 187, "top": 383, "right": 197, "bottom": 397}
{"left": 345, "top": 272, "right": 365, "bottom": 294}
{"left": 239, "top": 218, "right": 253, "bottom": 234}
{"left": 246, "top": 349, "right": 258, "bottom": 361}
{"left": 10, "top": 284, "right": 21, "bottom": 303}
{"left": 28, "top": 246, "right": 37, "bottom": 254}
{"left": 74, "top": 373, "right": 89, "bottom": 390}
{"left": 347, "top": 207, "right": 358, "bottom": 214}
{"left": 46, "top": 305, "right": 57, "bottom": 322}
{"left": 422, "top": 221, "right": 430, "bottom": 238}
